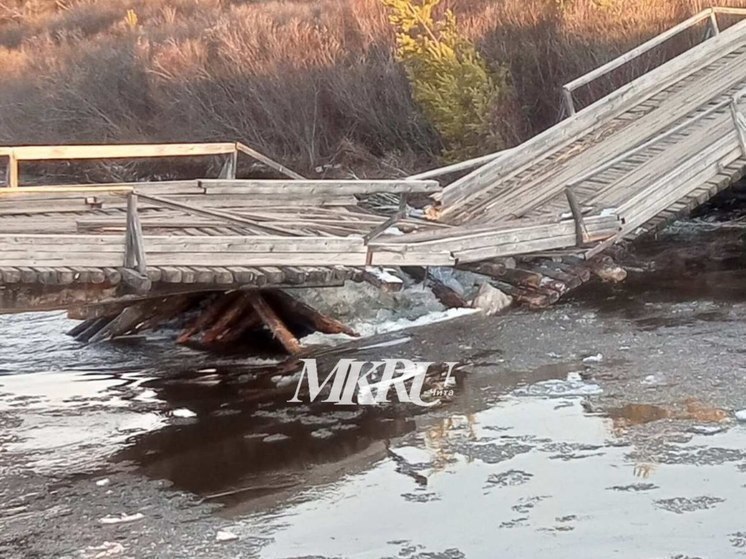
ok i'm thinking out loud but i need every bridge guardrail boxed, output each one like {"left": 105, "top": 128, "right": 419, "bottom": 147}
{"left": 0, "top": 141, "right": 303, "bottom": 189}
{"left": 561, "top": 7, "right": 746, "bottom": 117}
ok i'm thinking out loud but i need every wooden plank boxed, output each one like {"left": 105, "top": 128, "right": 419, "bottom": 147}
{"left": 200, "top": 179, "right": 441, "bottom": 195}
{"left": 137, "top": 193, "right": 301, "bottom": 235}
{"left": 139, "top": 235, "right": 366, "bottom": 253}
{"left": 235, "top": 142, "right": 305, "bottom": 180}
{"left": 407, "top": 149, "right": 514, "bottom": 181}
{"left": 440, "top": 18, "right": 746, "bottom": 211}
{"left": 371, "top": 215, "right": 619, "bottom": 254}
{"left": 125, "top": 193, "right": 147, "bottom": 274}
{"left": 7, "top": 151, "right": 18, "bottom": 189}
{"left": 142, "top": 252, "right": 369, "bottom": 267}
{"left": 367, "top": 250, "right": 455, "bottom": 267}
{"left": 565, "top": 9, "right": 715, "bottom": 93}
{"left": 162, "top": 194, "right": 359, "bottom": 208}
{"left": 0, "top": 143, "right": 236, "bottom": 161}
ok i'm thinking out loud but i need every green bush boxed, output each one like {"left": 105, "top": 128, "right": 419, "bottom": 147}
{"left": 381, "top": 0, "right": 509, "bottom": 162}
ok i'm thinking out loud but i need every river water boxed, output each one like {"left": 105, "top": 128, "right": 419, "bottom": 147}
{"left": 2, "top": 224, "right": 746, "bottom": 558}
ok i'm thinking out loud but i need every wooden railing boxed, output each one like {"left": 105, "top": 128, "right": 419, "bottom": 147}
{"left": 440, "top": 10, "right": 746, "bottom": 210}
{"left": 0, "top": 141, "right": 304, "bottom": 188}
{"left": 561, "top": 7, "right": 746, "bottom": 116}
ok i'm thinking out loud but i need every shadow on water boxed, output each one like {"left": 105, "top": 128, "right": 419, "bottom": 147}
{"left": 564, "top": 224, "right": 746, "bottom": 331}
{"left": 110, "top": 342, "right": 584, "bottom": 511}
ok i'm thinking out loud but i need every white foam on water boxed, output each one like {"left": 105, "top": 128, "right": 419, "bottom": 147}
{"left": 302, "top": 308, "right": 478, "bottom": 347}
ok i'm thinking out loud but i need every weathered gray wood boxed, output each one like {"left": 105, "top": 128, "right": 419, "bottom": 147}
{"left": 730, "top": 100, "right": 746, "bottom": 157}
{"left": 137, "top": 192, "right": 300, "bottom": 235}
{"left": 565, "top": 187, "right": 590, "bottom": 246}
{"left": 235, "top": 142, "right": 305, "bottom": 180}
{"left": 564, "top": 9, "right": 716, "bottom": 93}
{"left": 125, "top": 193, "right": 147, "bottom": 274}
{"left": 441, "top": 16, "right": 746, "bottom": 211}
{"left": 200, "top": 179, "right": 441, "bottom": 195}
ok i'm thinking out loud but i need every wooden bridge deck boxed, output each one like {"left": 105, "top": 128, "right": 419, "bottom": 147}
{"left": 436, "top": 7, "right": 746, "bottom": 255}
{"left": 2, "top": 8, "right": 746, "bottom": 313}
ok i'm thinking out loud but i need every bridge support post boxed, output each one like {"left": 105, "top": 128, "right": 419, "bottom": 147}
{"left": 123, "top": 192, "right": 151, "bottom": 293}
{"left": 729, "top": 100, "right": 746, "bottom": 158}
{"left": 562, "top": 88, "right": 576, "bottom": 118}
{"left": 565, "top": 186, "right": 590, "bottom": 247}
{"left": 6, "top": 151, "right": 18, "bottom": 188}
{"left": 219, "top": 150, "right": 237, "bottom": 179}
{"left": 707, "top": 11, "right": 720, "bottom": 38}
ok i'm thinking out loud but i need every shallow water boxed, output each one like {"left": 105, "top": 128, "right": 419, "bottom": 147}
{"left": 2, "top": 231, "right": 746, "bottom": 557}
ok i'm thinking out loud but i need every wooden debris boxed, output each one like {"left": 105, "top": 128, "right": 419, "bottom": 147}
{"left": 245, "top": 291, "right": 302, "bottom": 355}
{"left": 588, "top": 256, "right": 628, "bottom": 283}
{"left": 201, "top": 293, "right": 255, "bottom": 345}
{"left": 362, "top": 267, "right": 404, "bottom": 293}
{"left": 266, "top": 290, "right": 359, "bottom": 337}
{"left": 177, "top": 292, "right": 242, "bottom": 344}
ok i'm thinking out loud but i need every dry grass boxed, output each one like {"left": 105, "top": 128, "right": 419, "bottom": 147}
{"left": 0, "top": 0, "right": 743, "bottom": 177}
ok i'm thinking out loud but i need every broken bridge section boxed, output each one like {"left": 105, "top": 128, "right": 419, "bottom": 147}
{"left": 2, "top": 8, "right": 746, "bottom": 328}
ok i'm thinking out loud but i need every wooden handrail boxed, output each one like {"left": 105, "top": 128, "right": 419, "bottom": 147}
{"left": 560, "top": 7, "right": 744, "bottom": 116}
{"left": 0, "top": 142, "right": 236, "bottom": 161}
{"left": 0, "top": 141, "right": 304, "bottom": 188}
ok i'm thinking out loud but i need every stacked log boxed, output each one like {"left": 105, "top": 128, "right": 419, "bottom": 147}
{"left": 460, "top": 253, "right": 628, "bottom": 309}
{"left": 67, "top": 288, "right": 358, "bottom": 355}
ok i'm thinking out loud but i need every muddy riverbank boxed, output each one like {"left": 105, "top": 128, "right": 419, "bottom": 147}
{"left": 2, "top": 223, "right": 746, "bottom": 558}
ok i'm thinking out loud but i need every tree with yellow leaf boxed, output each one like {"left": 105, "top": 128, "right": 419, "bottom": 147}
{"left": 381, "top": 0, "right": 509, "bottom": 161}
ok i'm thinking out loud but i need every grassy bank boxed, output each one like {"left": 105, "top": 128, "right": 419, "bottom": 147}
{"left": 0, "top": 0, "right": 742, "bottom": 178}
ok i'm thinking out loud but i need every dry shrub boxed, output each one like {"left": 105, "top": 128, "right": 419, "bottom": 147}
{"left": 0, "top": 0, "right": 743, "bottom": 177}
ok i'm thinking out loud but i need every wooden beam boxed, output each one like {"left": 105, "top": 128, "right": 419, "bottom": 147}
{"left": 562, "top": 87, "right": 576, "bottom": 117}
{"left": 0, "top": 143, "right": 236, "bottom": 161}
{"left": 730, "top": 99, "right": 746, "bottom": 157}
{"left": 6, "top": 151, "right": 18, "bottom": 189}
{"left": 125, "top": 193, "right": 147, "bottom": 274}
{"left": 266, "top": 289, "right": 358, "bottom": 337}
{"left": 564, "top": 187, "right": 590, "bottom": 246}
{"left": 563, "top": 9, "right": 715, "bottom": 93}
{"left": 219, "top": 151, "right": 238, "bottom": 180}
{"left": 245, "top": 291, "right": 302, "bottom": 354}
{"left": 137, "top": 192, "right": 297, "bottom": 236}
{"left": 199, "top": 179, "right": 441, "bottom": 195}
{"left": 406, "top": 149, "right": 515, "bottom": 181}
{"left": 235, "top": 142, "right": 305, "bottom": 180}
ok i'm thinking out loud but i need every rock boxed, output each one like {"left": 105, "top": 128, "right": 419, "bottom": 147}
{"left": 471, "top": 283, "right": 513, "bottom": 316}
{"left": 95, "top": 478, "right": 110, "bottom": 487}
{"left": 172, "top": 408, "right": 197, "bottom": 418}
{"left": 582, "top": 353, "right": 603, "bottom": 363}
{"left": 216, "top": 530, "right": 239, "bottom": 542}
{"left": 735, "top": 409, "right": 746, "bottom": 422}
{"left": 99, "top": 512, "right": 144, "bottom": 525}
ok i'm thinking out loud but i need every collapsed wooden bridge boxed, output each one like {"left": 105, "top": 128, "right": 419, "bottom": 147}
{"left": 2, "top": 7, "right": 746, "bottom": 348}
